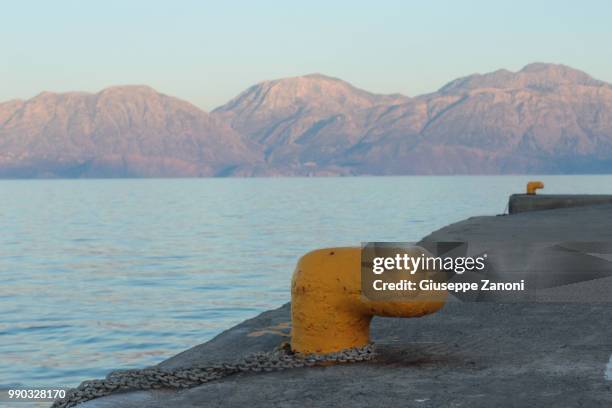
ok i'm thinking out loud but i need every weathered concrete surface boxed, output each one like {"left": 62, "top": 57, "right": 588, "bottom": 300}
{"left": 419, "top": 204, "right": 612, "bottom": 303}
{"left": 509, "top": 194, "right": 612, "bottom": 214}
{"left": 77, "top": 204, "right": 612, "bottom": 407}
{"left": 78, "top": 302, "right": 611, "bottom": 408}
{"left": 424, "top": 203, "right": 612, "bottom": 242}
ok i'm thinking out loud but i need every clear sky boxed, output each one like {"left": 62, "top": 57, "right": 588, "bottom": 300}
{"left": 1, "top": 0, "right": 611, "bottom": 111}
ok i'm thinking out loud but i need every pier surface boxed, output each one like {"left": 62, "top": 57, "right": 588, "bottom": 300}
{"left": 78, "top": 204, "right": 612, "bottom": 407}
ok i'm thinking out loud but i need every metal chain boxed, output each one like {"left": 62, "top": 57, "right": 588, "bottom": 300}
{"left": 51, "top": 343, "right": 376, "bottom": 408}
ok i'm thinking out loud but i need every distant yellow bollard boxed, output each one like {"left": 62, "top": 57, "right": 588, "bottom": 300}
{"left": 290, "top": 247, "right": 446, "bottom": 354}
{"left": 526, "top": 181, "right": 544, "bottom": 195}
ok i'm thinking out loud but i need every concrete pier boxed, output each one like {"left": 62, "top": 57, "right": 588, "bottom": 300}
{"left": 508, "top": 194, "right": 612, "bottom": 214}
{"left": 76, "top": 203, "right": 612, "bottom": 408}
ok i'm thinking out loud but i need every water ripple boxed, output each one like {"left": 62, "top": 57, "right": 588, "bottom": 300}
{"left": 1, "top": 176, "right": 611, "bottom": 387}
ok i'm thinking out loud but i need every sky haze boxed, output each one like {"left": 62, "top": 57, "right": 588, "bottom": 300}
{"left": 1, "top": 0, "right": 612, "bottom": 110}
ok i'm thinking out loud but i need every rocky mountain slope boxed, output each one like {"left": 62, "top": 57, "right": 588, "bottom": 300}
{"left": 0, "top": 86, "right": 257, "bottom": 177}
{"left": 2, "top": 63, "right": 612, "bottom": 177}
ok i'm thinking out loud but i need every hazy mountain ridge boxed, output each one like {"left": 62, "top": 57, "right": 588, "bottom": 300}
{"left": 0, "top": 86, "right": 257, "bottom": 177}
{"left": 438, "top": 63, "right": 609, "bottom": 93}
{"left": 2, "top": 63, "right": 612, "bottom": 177}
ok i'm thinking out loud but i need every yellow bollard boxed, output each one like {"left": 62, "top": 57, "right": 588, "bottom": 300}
{"left": 290, "top": 247, "right": 447, "bottom": 354}
{"left": 526, "top": 181, "right": 544, "bottom": 195}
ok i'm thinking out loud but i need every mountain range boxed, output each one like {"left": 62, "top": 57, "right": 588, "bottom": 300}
{"left": 2, "top": 63, "right": 612, "bottom": 177}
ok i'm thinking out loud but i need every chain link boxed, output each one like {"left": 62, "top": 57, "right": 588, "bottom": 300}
{"left": 51, "top": 343, "right": 376, "bottom": 408}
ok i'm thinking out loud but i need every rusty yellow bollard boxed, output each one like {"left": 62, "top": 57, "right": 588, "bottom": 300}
{"left": 290, "top": 247, "right": 447, "bottom": 354}
{"left": 526, "top": 181, "right": 544, "bottom": 195}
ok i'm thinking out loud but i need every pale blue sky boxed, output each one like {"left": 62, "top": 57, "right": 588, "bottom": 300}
{"left": 1, "top": 0, "right": 611, "bottom": 110}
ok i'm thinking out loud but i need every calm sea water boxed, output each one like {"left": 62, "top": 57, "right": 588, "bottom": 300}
{"left": 2, "top": 175, "right": 612, "bottom": 388}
